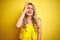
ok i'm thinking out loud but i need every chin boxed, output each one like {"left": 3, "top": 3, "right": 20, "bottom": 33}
{"left": 27, "top": 15, "right": 32, "bottom": 16}
{"left": 27, "top": 14, "right": 33, "bottom": 16}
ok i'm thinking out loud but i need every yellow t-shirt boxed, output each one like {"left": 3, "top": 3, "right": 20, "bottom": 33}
{"left": 19, "top": 24, "right": 37, "bottom": 40}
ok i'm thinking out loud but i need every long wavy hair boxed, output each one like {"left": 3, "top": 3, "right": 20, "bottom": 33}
{"left": 22, "top": 3, "right": 39, "bottom": 32}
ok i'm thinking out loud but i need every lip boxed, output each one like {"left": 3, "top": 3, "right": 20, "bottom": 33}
{"left": 28, "top": 11, "right": 32, "bottom": 14}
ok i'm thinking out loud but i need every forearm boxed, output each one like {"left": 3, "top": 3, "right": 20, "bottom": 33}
{"left": 16, "top": 10, "right": 25, "bottom": 28}
{"left": 37, "top": 28, "right": 42, "bottom": 40}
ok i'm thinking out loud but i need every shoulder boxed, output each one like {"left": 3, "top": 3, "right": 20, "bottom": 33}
{"left": 36, "top": 17, "right": 41, "bottom": 23}
{"left": 36, "top": 17, "right": 41, "bottom": 28}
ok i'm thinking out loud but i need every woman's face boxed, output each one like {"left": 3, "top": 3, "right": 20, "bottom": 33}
{"left": 25, "top": 4, "right": 34, "bottom": 16}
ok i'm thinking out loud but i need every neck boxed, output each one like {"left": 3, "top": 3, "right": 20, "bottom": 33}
{"left": 26, "top": 16, "right": 33, "bottom": 24}
{"left": 27, "top": 16, "right": 32, "bottom": 21}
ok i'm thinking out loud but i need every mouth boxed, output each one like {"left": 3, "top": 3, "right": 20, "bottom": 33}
{"left": 28, "top": 11, "right": 32, "bottom": 14}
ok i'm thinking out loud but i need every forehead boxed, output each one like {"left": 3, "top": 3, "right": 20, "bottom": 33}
{"left": 27, "top": 4, "right": 33, "bottom": 8}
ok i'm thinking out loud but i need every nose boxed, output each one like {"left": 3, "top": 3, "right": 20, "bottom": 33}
{"left": 29, "top": 9, "right": 31, "bottom": 11}
{"left": 29, "top": 8, "right": 32, "bottom": 11}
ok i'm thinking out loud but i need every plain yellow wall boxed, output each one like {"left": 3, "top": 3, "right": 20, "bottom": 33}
{"left": 0, "top": 0, "right": 60, "bottom": 40}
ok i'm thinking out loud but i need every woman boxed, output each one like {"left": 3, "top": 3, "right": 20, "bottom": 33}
{"left": 16, "top": 2, "right": 42, "bottom": 40}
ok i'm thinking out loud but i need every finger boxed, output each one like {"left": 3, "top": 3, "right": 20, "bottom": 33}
{"left": 25, "top": 2, "right": 29, "bottom": 7}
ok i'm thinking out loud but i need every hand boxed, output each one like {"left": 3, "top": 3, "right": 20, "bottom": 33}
{"left": 22, "top": 2, "right": 29, "bottom": 15}
{"left": 24, "top": 2, "right": 29, "bottom": 11}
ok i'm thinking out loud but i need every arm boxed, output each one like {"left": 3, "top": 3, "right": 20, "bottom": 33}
{"left": 16, "top": 2, "right": 28, "bottom": 28}
{"left": 16, "top": 10, "right": 25, "bottom": 28}
{"left": 37, "top": 18, "right": 42, "bottom": 40}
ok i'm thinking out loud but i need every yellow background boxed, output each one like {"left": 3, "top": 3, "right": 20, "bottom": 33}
{"left": 0, "top": 0, "right": 60, "bottom": 40}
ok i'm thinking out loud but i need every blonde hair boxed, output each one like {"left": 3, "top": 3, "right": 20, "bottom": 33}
{"left": 22, "top": 3, "right": 39, "bottom": 32}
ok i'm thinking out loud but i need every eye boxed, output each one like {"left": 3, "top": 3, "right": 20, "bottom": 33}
{"left": 27, "top": 7, "right": 30, "bottom": 9}
{"left": 31, "top": 8, "right": 34, "bottom": 10}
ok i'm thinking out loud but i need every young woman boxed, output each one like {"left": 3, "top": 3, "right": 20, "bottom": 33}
{"left": 16, "top": 2, "right": 42, "bottom": 40}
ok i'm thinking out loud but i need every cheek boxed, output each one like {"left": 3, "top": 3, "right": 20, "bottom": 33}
{"left": 26, "top": 9, "right": 29, "bottom": 13}
{"left": 31, "top": 10, "right": 33, "bottom": 13}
